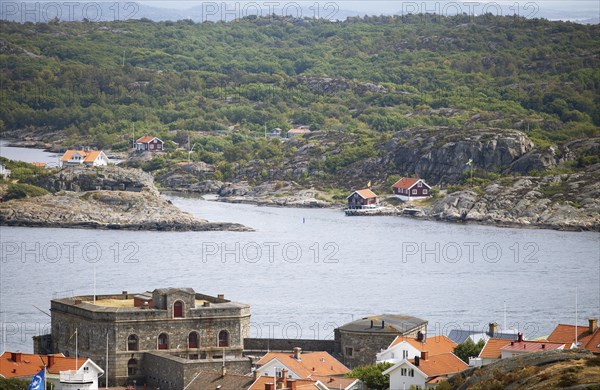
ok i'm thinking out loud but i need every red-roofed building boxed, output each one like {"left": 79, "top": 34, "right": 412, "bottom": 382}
{"left": 254, "top": 348, "right": 359, "bottom": 389}
{"left": 392, "top": 178, "right": 431, "bottom": 201}
{"left": 547, "top": 318, "right": 599, "bottom": 354}
{"left": 135, "top": 135, "right": 164, "bottom": 151}
{"left": 60, "top": 150, "right": 109, "bottom": 167}
{"left": 377, "top": 335, "right": 457, "bottom": 364}
{"left": 0, "top": 351, "right": 104, "bottom": 389}
{"left": 500, "top": 339, "right": 564, "bottom": 358}
{"left": 383, "top": 351, "right": 468, "bottom": 390}
{"left": 346, "top": 188, "right": 378, "bottom": 208}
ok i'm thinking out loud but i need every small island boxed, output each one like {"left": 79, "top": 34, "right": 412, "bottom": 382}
{"left": 0, "top": 161, "right": 251, "bottom": 232}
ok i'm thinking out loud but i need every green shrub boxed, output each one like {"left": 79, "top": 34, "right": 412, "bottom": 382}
{"left": 4, "top": 183, "right": 49, "bottom": 201}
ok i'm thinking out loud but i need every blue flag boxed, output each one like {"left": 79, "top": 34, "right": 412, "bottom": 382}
{"left": 28, "top": 369, "right": 45, "bottom": 390}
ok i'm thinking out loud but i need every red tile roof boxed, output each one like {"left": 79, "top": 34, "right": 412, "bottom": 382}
{"left": 257, "top": 351, "right": 349, "bottom": 379}
{"left": 500, "top": 340, "right": 564, "bottom": 353}
{"left": 350, "top": 188, "right": 378, "bottom": 200}
{"left": 249, "top": 376, "right": 319, "bottom": 390}
{"left": 60, "top": 150, "right": 105, "bottom": 163}
{"left": 389, "top": 335, "right": 457, "bottom": 356}
{"left": 136, "top": 135, "right": 162, "bottom": 143}
{"left": 408, "top": 353, "right": 468, "bottom": 378}
{"left": 309, "top": 375, "right": 358, "bottom": 389}
{"left": 0, "top": 352, "right": 86, "bottom": 378}
{"left": 479, "top": 338, "right": 512, "bottom": 359}
{"left": 392, "top": 178, "right": 420, "bottom": 190}
{"left": 547, "top": 323, "right": 600, "bottom": 353}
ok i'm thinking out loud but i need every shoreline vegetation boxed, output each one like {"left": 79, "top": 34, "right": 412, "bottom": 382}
{"left": 1, "top": 14, "right": 598, "bottom": 231}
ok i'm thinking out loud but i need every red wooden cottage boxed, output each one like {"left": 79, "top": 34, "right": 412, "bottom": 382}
{"left": 347, "top": 188, "right": 379, "bottom": 208}
{"left": 135, "top": 135, "right": 164, "bottom": 151}
{"left": 392, "top": 178, "right": 431, "bottom": 201}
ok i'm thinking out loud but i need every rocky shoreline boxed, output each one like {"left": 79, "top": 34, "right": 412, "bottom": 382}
{"left": 0, "top": 166, "right": 252, "bottom": 232}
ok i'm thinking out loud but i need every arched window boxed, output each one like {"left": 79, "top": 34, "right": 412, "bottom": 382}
{"left": 158, "top": 333, "right": 169, "bottom": 350}
{"left": 218, "top": 330, "right": 229, "bottom": 347}
{"left": 188, "top": 332, "right": 199, "bottom": 348}
{"left": 127, "top": 358, "right": 137, "bottom": 376}
{"left": 173, "top": 301, "right": 184, "bottom": 318}
{"left": 127, "top": 334, "right": 139, "bottom": 351}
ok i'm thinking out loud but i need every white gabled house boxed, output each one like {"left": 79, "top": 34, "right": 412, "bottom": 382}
{"left": 0, "top": 352, "right": 104, "bottom": 390}
{"left": 60, "top": 150, "right": 109, "bottom": 167}
{"left": 57, "top": 358, "right": 105, "bottom": 390}
{"left": 377, "top": 335, "right": 457, "bottom": 365}
{"left": 383, "top": 351, "right": 468, "bottom": 390}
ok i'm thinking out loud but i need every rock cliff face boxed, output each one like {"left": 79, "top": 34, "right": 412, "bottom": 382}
{"left": 384, "top": 128, "right": 535, "bottom": 184}
{"left": 422, "top": 165, "right": 600, "bottom": 231}
{"left": 25, "top": 166, "right": 156, "bottom": 193}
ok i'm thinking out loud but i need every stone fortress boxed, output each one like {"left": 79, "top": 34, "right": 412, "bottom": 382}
{"left": 44, "top": 288, "right": 251, "bottom": 386}
{"left": 35, "top": 287, "right": 427, "bottom": 388}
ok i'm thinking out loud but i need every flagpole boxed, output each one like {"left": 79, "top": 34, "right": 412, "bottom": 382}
{"left": 105, "top": 331, "right": 109, "bottom": 389}
{"left": 75, "top": 328, "right": 78, "bottom": 370}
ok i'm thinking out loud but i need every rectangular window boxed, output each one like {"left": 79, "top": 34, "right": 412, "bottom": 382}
{"left": 412, "top": 189, "right": 417, "bottom": 195}
{"left": 345, "top": 347, "right": 353, "bottom": 357}
{"left": 403, "top": 350, "right": 408, "bottom": 359}
{"left": 423, "top": 189, "right": 428, "bottom": 194}
{"left": 418, "top": 182, "right": 422, "bottom": 187}
{"left": 409, "top": 369, "right": 414, "bottom": 377}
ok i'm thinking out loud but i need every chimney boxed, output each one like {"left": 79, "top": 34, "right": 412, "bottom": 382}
{"left": 122, "top": 290, "right": 128, "bottom": 298}
{"left": 293, "top": 347, "right": 302, "bottom": 360}
{"left": 10, "top": 352, "right": 22, "bottom": 363}
{"left": 541, "top": 344, "right": 545, "bottom": 349}
{"left": 287, "top": 379, "right": 297, "bottom": 390}
{"left": 489, "top": 322, "right": 498, "bottom": 336}
{"left": 517, "top": 332, "right": 523, "bottom": 342}
{"left": 416, "top": 331, "right": 424, "bottom": 342}
{"left": 414, "top": 356, "right": 420, "bottom": 367}
{"left": 265, "top": 383, "right": 274, "bottom": 390}
{"left": 421, "top": 351, "right": 429, "bottom": 361}
{"left": 381, "top": 320, "right": 385, "bottom": 329}
{"left": 510, "top": 341, "right": 514, "bottom": 346}
{"left": 589, "top": 318, "right": 598, "bottom": 333}
{"left": 203, "top": 301, "right": 210, "bottom": 307}
{"left": 253, "top": 369, "right": 259, "bottom": 381}
{"left": 281, "top": 368, "right": 288, "bottom": 388}
{"left": 48, "top": 355, "right": 55, "bottom": 367}
{"left": 370, "top": 320, "right": 373, "bottom": 328}
{"left": 217, "top": 294, "right": 225, "bottom": 300}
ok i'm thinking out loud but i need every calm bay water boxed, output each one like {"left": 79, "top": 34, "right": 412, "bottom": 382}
{"left": 0, "top": 142, "right": 599, "bottom": 353}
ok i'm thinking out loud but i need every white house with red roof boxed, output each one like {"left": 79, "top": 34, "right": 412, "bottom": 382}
{"left": 377, "top": 335, "right": 457, "bottom": 365}
{"left": 60, "top": 150, "right": 108, "bottom": 167}
{"left": 0, "top": 351, "right": 104, "bottom": 389}
{"left": 134, "top": 135, "right": 164, "bottom": 151}
{"left": 254, "top": 348, "right": 359, "bottom": 389}
{"left": 392, "top": 178, "right": 431, "bottom": 202}
{"left": 383, "top": 351, "right": 468, "bottom": 390}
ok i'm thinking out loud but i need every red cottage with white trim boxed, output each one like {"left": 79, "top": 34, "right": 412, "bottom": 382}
{"left": 392, "top": 178, "right": 431, "bottom": 201}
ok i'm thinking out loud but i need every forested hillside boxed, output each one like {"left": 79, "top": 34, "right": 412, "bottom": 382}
{"left": 2, "top": 15, "right": 598, "bottom": 142}
{"left": 1, "top": 15, "right": 599, "bottom": 229}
